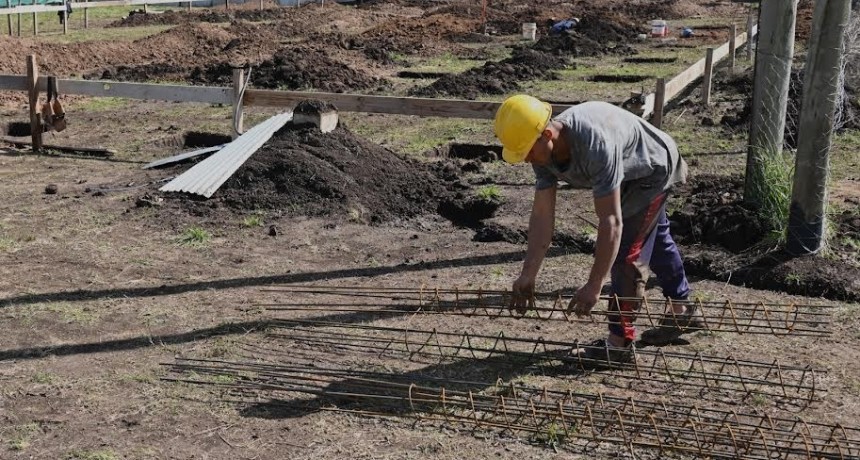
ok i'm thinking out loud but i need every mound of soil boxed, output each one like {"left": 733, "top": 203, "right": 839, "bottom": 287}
{"left": 410, "top": 47, "right": 569, "bottom": 99}
{"left": 214, "top": 124, "right": 445, "bottom": 223}
{"left": 669, "top": 174, "right": 767, "bottom": 252}
{"left": 250, "top": 48, "right": 387, "bottom": 92}
{"left": 86, "top": 45, "right": 387, "bottom": 93}
{"left": 532, "top": 33, "right": 635, "bottom": 57}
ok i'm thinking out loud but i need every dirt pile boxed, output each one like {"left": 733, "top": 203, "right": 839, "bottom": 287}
{"left": 210, "top": 124, "right": 446, "bottom": 223}
{"left": 409, "top": 47, "right": 569, "bottom": 99}
{"left": 532, "top": 33, "right": 635, "bottom": 57}
{"left": 249, "top": 48, "right": 388, "bottom": 92}
{"left": 669, "top": 174, "right": 767, "bottom": 252}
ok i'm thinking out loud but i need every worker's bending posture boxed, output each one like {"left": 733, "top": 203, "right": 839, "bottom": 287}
{"left": 494, "top": 94, "right": 702, "bottom": 363}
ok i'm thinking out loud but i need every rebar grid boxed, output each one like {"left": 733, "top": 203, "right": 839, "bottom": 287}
{"left": 264, "top": 319, "right": 820, "bottom": 406}
{"left": 165, "top": 358, "right": 858, "bottom": 460}
{"left": 261, "top": 285, "right": 833, "bottom": 337}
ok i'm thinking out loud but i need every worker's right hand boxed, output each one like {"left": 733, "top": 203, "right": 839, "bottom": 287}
{"left": 510, "top": 275, "right": 536, "bottom": 316}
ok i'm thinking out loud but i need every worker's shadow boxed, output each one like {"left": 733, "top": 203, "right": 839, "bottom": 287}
{"left": 237, "top": 347, "right": 601, "bottom": 420}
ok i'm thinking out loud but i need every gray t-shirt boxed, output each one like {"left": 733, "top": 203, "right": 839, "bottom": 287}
{"left": 533, "top": 101, "right": 688, "bottom": 215}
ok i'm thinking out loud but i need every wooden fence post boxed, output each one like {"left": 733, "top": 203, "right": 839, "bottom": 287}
{"left": 85, "top": 0, "right": 89, "bottom": 28}
{"left": 653, "top": 78, "right": 666, "bottom": 128}
{"left": 729, "top": 24, "right": 736, "bottom": 72}
{"left": 746, "top": 6, "right": 755, "bottom": 61}
{"left": 26, "top": 55, "right": 42, "bottom": 153}
{"left": 6, "top": 14, "right": 11, "bottom": 35}
{"left": 702, "top": 48, "right": 714, "bottom": 106}
{"left": 17, "top": 12, "right": 20, "bottom": 36}
{"left": 32, "top": 11, "right": 36, "bottom": 35}
{"left": 232, "top": 68, "right": 244, "bottom": 139}
{"left": 187, "top": 1, "right": 191, "bottom": 12}
{"left": 143, "top": 2, "right": 148, "bottom": 13}
{"left": 260, "top": 0, "right": 263, "bottom": 10}
{"left": 62, "top": 0, "right": 68, "bottom": 35}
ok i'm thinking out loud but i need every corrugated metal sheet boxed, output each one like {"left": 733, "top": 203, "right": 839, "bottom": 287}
{"left": 142, "top": 145, "right": 225, "bottom": 170}
{"left": 160, "top": 111, "right": 293, "bottom": 197}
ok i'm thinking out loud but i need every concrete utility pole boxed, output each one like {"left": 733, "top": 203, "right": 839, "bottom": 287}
{"left": 786, "top": 0, "right": 852, "bottom": 255}
{"left": 744, "top": 0, "right": 798, "bottom": 207}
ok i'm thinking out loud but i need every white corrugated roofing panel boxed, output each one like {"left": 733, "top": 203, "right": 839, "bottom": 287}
{"left": 142, "top": 145, "right": 225, "bottom": 170}
{"left": 159, "top": 111, "right": 293, "bottom": 197}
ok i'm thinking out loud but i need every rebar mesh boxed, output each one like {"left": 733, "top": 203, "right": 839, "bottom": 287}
{"left": 261, "top": 285, "right": 833, "bottom": 337}
{"left": 165, "top": 358, "right": 857, "bottom": 460}
{"left": 261, "top": 319, "right": 820, "bottom": 406}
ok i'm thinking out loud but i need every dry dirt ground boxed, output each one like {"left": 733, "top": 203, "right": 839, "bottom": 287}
{"left": 1, "top": 1, "right": 860, "bottom": 459}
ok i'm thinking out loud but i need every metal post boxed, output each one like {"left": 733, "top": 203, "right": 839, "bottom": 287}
{"left": 232, "top": 68, "right": 244, "bottom": 139}
{"left": 17, "top": 12, "right": 20, "bottom": 36}
{"left": 32, "top": 11, "right": 36, "bottom": 35}
{"left": 26, "top": 55, "right": 41, "bottom": 152}
{"left": 6, "top": 10, "right": 11, "bottom": 35}
{"left": 702, "top": 48, "right": 714, "bottom": 106}
{"left": 85, "top": 0, "right": 89, "bottom": 28}
{"left": 653, "top": 78, "right": 666, "bottom": 128}
{"left": 744, "top": 0, "right": 798, "bottom": 207}
{"left": 786, "top": 0, "right": 851, "bottom": 255}
{"left": 729, "top": 24, "right": 737, "bottom": 72}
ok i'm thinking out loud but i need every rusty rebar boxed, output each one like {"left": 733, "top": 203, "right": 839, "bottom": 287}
{"left": 258, "top": 319, "right": 820, "bottom": 406}
{"left": 164, "top": 358, "right": 857, "bottom": 460}
{"left": 260, "top": 285, "right": 833, "bottom": 336}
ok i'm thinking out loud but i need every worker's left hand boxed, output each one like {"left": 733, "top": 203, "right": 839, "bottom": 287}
{"left": 568, "top": 282, "right": 602, "bottom": 317}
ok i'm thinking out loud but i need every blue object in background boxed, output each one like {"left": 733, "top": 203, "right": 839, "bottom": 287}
{"left": 550, "top": 18, "right": 579, "bottom": 35}
{"left": 681, "top": 27, "right": 694, "bottom": 38}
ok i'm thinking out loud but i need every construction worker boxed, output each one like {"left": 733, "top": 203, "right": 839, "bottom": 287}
{"left": 494, "top": 94, "right": 702, "bottom": 364}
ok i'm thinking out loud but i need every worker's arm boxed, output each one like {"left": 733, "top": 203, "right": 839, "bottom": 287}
{"left": 511, "top": 186, "right": 557, "bottom": 313}
{"left": 572, "top": 187, "right": 623, "bottom": 316}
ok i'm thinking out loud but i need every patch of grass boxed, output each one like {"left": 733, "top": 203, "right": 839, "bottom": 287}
{"left": 242, "top": 214, "right": 264, "bottom": 228}
{"left": 118, "top": 372, "right": 157, "bottom": 384}
{"left": 341, "top": 114, "right": 493, "bottom": 156}
{"left": 205, "top": 338, "right": 235, "bottom": 358}
{"left": 32, "top": 372, "right": 56, "bottom": 384}
{"left": 76, "top": 97, "right": 130, "bottom": 112}
{"left": 533, "top": 421, "right": 574, "bottom": 447}
{"left": 0, "top": 237, "right": 17, "bottom": 252}
{"left": 178, "top": 226, "right": 211, "bottom": 247}
{"left": 7, "top": 423, "right": 39, "bottom": 451}
{"left": 749, "top": 393, "right": 768, "bottom": 407}
{"left": 44, "top": 302, "right": 97, "bottom": 324}
{"left": 475, "top": 184, "right": 503, "bottom": 200}
{"left": 747, "top": 151, "right": 794, "bottom": 243}
{"left": 489, "top": 266, "right": 505, "bottom": 279}
{"left": 64, "top": 449, "right": 119, "bottom": 460}
{"left": 785, "top": 273, "right": 802, "bottom": 285}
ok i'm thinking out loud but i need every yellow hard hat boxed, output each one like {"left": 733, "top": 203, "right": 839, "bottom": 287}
{"left": 494, "top": 94, "right": 552, "bottom": 164}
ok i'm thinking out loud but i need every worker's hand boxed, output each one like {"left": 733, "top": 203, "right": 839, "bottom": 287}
{"left": 568, "top": 282, "right": 602, "bottom": 317}
{"left": 510, "top": 275, "right": 536, "bottom": 315}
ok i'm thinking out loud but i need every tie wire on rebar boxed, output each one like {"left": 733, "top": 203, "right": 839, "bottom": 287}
{"left": 259, "top": 319, "right": 819, "bottom": 406}
{"left": 164, "top": 357, "right": 857, "bottom": 460}
{"left": 260, "top": 285, "right": 833, "bottom": 337}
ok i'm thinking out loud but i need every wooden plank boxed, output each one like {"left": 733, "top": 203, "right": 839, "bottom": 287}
{"left": 702, "top": 48, "right": 714, "bottom": 106}
{"left": 244, "top": 89, "right": 515, "bottom": 119}
{"left": 665, "top": 57, "right": 706, "bottom": 101}
{"left": 729, "top": 24, "right": 737, "bottom": 71}
{"left": 56, "top": 79, "right": 232, "bottom": 104}
{"left": 232, "top": 68, "right": 244, "bottom": 139}
{"left": 2, "top": 137, "right": 116, "bottom": 156}
{"left": 652, "top": 78, "right": 666, "bottom": 128}
{"left": 0, "top": 75, "right": 27, "bottom": 91}
{"left": 0, "top": 4, "right": 65, "bottom": 15}
{"left": 26, "top": 55, "right": 41, "bottom": 152}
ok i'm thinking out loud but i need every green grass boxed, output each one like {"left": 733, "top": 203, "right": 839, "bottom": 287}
{"left": 75, "top": 97, "right": 131, "bottom": 112}
{"left": 7, "top": 423, "right": 39, "bottom": 451}
{"left": 343, "top": 115, "right": 493, "bottom": 156}
{"left": 476, "top": 184, "right": 502, "bottom": 200}
{"left": 32, "top": 372, "right": 56, "bottom": 384}
{"left": 43, "top": 302, "right": 98, "bottom": 324}
{"left": 747, "top": 150, "right": 794, "bottom": 243}
{"left": 64, "top": 449, "right": 119, "bottom": 460}
{"left": 242, "top": 214, "right": 264, "bottom": 228}
{"left": 178, "top": 226, "right": 211, "bottom": 247}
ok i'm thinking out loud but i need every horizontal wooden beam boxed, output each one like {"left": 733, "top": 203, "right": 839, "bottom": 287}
{"left": 58, "top": 79, "right": 232, "bottom": 104}
{"left": 243, "top": 89, "right": 573, "bottom": 119}
{"left": 0, "top": 0, "right": 183, "bottom": 15}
